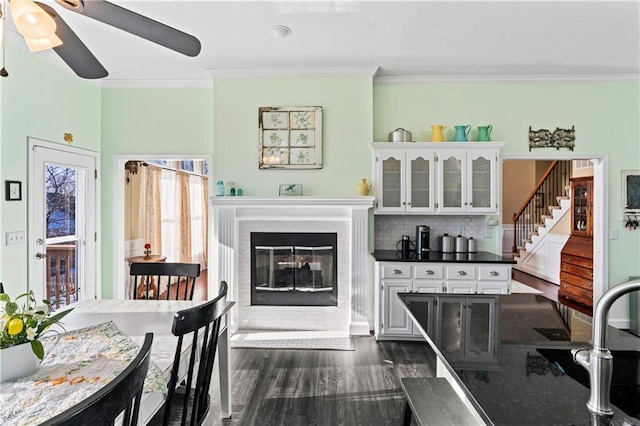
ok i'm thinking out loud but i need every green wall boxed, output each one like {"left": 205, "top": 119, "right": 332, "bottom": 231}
{"left": 373, "top": 82, "right": 640, "bottom": 289}
{"left": 100, "top": 87, "right": 214, "bottom": 297}
{"left": 213, "top": 77, "right": 374, "bottom": 196}
{"left": 0, "top": 44, "right": 101, "bottom": 296}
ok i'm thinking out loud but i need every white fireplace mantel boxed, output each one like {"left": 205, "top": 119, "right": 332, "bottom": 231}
{"left": 210, "top": 196, "right": 374, "bottom": 335}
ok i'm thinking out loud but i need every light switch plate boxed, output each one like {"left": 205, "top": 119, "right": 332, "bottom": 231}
{"left": 6, "top": 231, "right": 25, "bottom": 245}
{"left": 610, "top": 228, "right": 618, "bottom": 240}
{"left": 485, "top": 226, "right": 492, "bottom": 238}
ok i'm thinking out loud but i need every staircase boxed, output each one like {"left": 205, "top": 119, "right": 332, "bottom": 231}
{"left": 512, "top": 161, "right": 572, "bottom": 283}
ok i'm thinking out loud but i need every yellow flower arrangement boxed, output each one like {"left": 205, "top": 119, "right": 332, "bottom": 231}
{"left": 0, "top": 291, "right": 73, "bottom": 360}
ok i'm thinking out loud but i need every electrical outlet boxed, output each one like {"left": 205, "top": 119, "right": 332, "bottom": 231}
{"left": 6, "top": 231, "right": 25, "bottom": 246}
{"left": 485, "top": 226, "right": 492, "bottom": 238}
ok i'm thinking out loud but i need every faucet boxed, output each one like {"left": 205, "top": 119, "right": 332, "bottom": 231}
{"left": 572, "top": 279, "right": 640, "bottom": 417}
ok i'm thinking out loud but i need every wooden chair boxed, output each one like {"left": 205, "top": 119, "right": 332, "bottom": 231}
{"left": 41, "top": 333, "right": 154, "bottom": 426}
{"left": 130, "top": 262, "right": 200, "bottom": 300}
{"left": 149, "top": 281, "right": 228, "bottom": 426}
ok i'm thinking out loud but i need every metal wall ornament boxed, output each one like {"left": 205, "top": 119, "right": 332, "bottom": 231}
{"left": 528, "top": 126, "right": 575, "bottom": 151}
{"left": 259, "top": 106, "right": 323, "bottom": 169}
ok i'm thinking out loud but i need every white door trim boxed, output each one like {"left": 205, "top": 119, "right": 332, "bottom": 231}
{"left": 113, "top": 154, "right": 213, "bottom": 300}
{"left": 27, "top": 138, "right": 101, "bottom": 301}
{"left": 502, "top": 153, "right": 608, "bottom": 313}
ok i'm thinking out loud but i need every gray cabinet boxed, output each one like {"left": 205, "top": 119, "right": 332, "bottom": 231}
{"left": 437, "top": 296, "right": 498, "bottom": 366}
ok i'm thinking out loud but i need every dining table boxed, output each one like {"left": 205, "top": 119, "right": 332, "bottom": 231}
{"left": 0, "top": 298, "right": 234, "bottom": 425}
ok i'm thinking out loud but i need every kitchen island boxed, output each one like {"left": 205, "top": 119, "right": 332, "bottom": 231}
{"left": 398, "top": 292, "right": 640, "bottom": 425}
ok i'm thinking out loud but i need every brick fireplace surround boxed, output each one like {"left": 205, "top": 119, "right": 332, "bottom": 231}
{"left": 210, "top": 197, "right": 374, "bottom": 336}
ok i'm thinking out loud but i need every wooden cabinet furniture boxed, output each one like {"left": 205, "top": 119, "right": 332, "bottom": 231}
{"left": 374, "top": 261, "right": 510, "bottom": 340}
{"left": 559, "top": 176, "right": 594, "bottom": 307}
{"left": 570, "top": 176, "right": 593, "bottom": 236}
{"left": 372, "top": 142, "right": 503, "bottom": 215}
{"left": 559, "top": 236, "right": 593, "bottom": 307}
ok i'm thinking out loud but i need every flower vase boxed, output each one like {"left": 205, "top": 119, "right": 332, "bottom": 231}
{"left": 0, "top": 343, "right": 40, "bottom": 383}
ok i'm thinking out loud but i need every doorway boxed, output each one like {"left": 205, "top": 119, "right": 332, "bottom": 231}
{"left": 501, "top": 154, "right": 607, "bottom": 307}
{"left": 113, "top": 155, "right": 211, "bottom": 300}
{"left": 28, "top": 138, "right": 99, "bottom": 307}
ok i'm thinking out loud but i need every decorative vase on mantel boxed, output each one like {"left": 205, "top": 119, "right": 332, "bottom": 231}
{"left": 0, "top": 342, "right": 40, "bottom": 383}
{"left": 356, "top": 178, "right": 371, "bottom": 196}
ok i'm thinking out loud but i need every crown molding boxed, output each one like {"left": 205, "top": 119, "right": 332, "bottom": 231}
{"left": 100, "top": 79, "right": 213, "bottom": 89}
{"left": 207, "top": 66, "right": 380, "bottom": 79}
{"left": 374, "top": 74, "right": 640, "bottom": 85}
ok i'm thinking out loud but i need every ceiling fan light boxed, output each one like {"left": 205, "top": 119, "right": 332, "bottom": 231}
{"left": 24, "top": 33, "right": 62, "bottom": 52}
{"left": 9, "top": 0, "right": 57, "bottom": 39}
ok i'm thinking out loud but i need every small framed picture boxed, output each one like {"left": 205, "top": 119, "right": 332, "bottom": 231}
{"left": 5, "top": 180, "right": 22, "bottom": 201}
{"left": 279, "top": 184, "right": 303, "bottom": 196}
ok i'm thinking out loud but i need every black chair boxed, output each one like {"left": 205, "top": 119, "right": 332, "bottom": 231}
{"left": 149, "top": 281, "right": 228, "bottom": 426}
{"left": 41, "top": 333, "right": 154, "bottom": 426}
{"left": 130, "top": 262, "right": 200, "bottom": 300}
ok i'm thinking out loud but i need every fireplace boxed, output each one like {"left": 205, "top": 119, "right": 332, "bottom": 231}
{"left": 210, "top": 196, "right": 374, "bottom": 335}
{"left": 251, "top": 232, "right": 337, "bottom": 306}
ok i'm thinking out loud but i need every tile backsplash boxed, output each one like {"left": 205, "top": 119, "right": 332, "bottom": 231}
{"left": 374, "top": 215, "right": 487, "bottom": 252}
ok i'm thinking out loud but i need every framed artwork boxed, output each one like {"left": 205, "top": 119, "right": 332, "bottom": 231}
{"left": 259, "top": 106, "right": 323, "bottom": 169}
{"left": 5, "top": 180, "right": 22, "bottom": 201}
{"left": 279, "top": 184, "right": 303, "bottom": 196}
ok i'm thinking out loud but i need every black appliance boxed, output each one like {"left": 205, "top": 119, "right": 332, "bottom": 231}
{"left": 415, "top": 225, "right": 431, "bottom": 256}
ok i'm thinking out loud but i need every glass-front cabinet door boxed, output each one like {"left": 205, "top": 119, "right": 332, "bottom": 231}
{"left": 407, "top": 151, "right": 436, "bottom": 213}
{"left": 570, "top": 177, "right": 593, "bottom": 236}
{"left": 468, "top": 152, "right": 497, "bottom": 213}
{"left": 375, "top": 151, "right": 406, "bottom": 213}
{"left": 438, "top": 152, "right": 466, "bottom": 212}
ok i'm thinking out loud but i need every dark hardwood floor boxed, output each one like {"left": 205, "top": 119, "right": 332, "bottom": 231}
{"left": 206, "top": 339, "right": 435, "bottom": 425}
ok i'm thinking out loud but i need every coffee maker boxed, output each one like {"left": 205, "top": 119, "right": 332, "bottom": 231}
{"left": 415, "top": 225, "right": 431, "bottom": 256}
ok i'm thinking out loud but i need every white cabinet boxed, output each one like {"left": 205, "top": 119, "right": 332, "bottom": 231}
{"left": 375, "top": 261, "right": 510, "bottom": 341}
{"left": 372, "top": 143, "right": 502, "bottom": 215}
{"left": 374, "top": 149, "right": 436, "bottom": 213}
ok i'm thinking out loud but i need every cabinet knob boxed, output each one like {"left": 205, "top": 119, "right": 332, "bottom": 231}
{"left": 393, "top": 269, "right": 402, "bottom": 275}
{"left": 458, "top": 270, "right": 467, "bottom": 276}
{"left": 425, "top": 270, "right": 435, "bottom": 275}
{"left": 490, "top": 271, "right": 499, "bottom": 276}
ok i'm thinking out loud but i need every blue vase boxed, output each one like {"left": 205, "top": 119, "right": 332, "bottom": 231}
{"left": 215, "top": 180, "right": 225, "bottom": 196}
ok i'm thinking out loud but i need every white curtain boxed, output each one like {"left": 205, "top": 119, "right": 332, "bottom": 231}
{"left": 141, "top": 167, "right": 208, "bottom": 267}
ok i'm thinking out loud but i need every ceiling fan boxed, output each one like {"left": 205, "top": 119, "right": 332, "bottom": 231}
{"left": 3, "top": 0, "right": 201, "bottom": 79}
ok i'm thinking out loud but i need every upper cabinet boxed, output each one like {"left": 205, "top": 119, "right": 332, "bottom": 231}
{"left": 375, "top": 149, "right": 436, "bottom": 213}
{"left": 372, "top": 142, "right": 503, "bottom": 215}
{"left": 570, "top": 176, "right": 593, "bottom": 236}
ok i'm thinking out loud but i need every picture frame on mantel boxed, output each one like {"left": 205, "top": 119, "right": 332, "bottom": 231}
{"left": 259, "top": 106, "right": 323, "bottom": 169}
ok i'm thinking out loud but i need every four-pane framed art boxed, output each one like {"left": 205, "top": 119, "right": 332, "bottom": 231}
{"left": 259, "top": 106, "right": 323, "bottom": 169}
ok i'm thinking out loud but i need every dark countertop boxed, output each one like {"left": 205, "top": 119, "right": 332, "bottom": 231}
{"left": 372, "top": 250, "right": 516, "bottom": 264}
{"left": 399, "top": 293, "right": 640, "bottom": 426}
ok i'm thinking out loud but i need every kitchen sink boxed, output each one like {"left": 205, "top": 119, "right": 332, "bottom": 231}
{"left": 537, "top": 348, "right": 640, "bottom": 419}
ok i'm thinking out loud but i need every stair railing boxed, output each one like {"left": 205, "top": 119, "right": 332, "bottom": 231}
{"left": 512, "top": 160, "right": 571, "bottom": 254}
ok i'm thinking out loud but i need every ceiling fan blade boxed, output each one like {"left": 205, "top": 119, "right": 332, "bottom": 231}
{"left": 36, "top": 2, "right": 108, "bottom": 79}
{"left": 55, "top": 0, "right": 201, "bottom": 57}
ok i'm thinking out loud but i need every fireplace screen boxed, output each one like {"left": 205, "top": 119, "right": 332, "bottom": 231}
{"left": 251, "top": 232, "right": 337, "bottom": 306}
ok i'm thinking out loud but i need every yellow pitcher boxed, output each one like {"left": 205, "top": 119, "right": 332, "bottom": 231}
{"left": 430, "top": 125, "right": 450, "bottom": 142}
{"left": 356, "top": 178, "right": 371, "bottom": 196}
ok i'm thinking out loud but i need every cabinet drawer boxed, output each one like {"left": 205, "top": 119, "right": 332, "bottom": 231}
{"left": 478, "top": 266, "right": 510, "bottom": 281}
{"left": 561, "top": 262, "right": 593, "bottom": 280}
{"left": 559, "top": 283, "right": 593, "bottom": 307}
{"left": 560, "top": 271, "right": 593, "bottom": 290}
{"left": 413, "top": 265, "right": 444, "bottom": 280}
{"left": 561, "top": 254, "right": 593, "bottom": 269}
{"left": 477, "top": 281, "right": 509, "bottom": 294}
{"left": 445, "top": 266, "right": 477, "bottom": 280}
{"left": 382, "top": 265, "right": 412, "bottom": 279}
